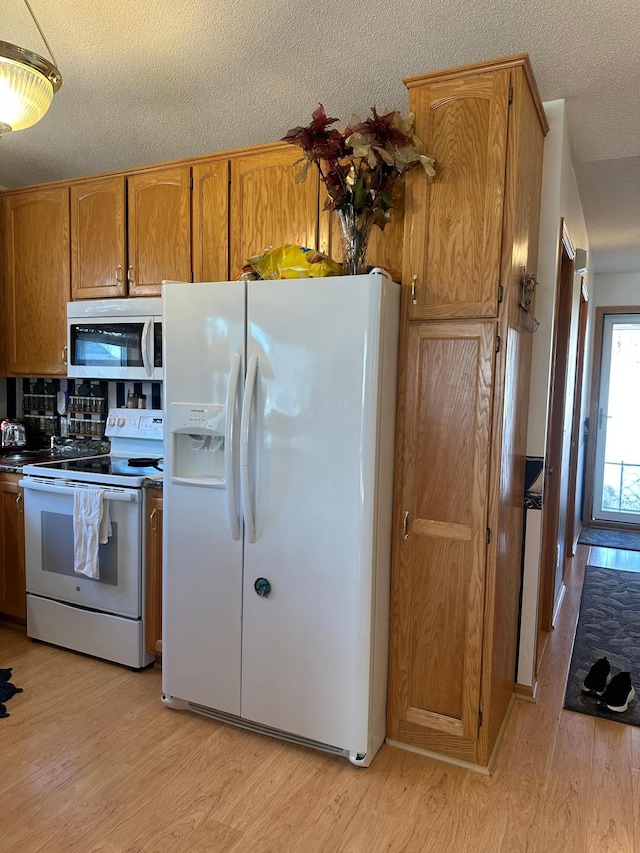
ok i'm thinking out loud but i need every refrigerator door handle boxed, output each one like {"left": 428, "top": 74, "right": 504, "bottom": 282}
{"left": 240, "top": 353, "right": 258, "bottom": 543}
{"left": 225, "top": 353, "right": 242, "bottom": 540}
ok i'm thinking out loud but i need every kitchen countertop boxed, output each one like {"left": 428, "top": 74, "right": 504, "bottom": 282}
{"left": 0, "top": 440, "right": 109, "bottom": 475}
{"left": 0, "top": 458, "right": 31, "bottom": 474}
{"left": 0, "top": 454, "right": 164, "bottom": 489}
{"left": 0, "top": 440, "right": 164, "bottom": 489}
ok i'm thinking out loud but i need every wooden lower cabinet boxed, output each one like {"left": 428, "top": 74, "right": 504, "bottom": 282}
{"left": 145, "top": 489, "right": 163, "bottom": 656}
{"left": 0, "top": 474, "right": 26, "bottom": 621}
{"left": 388, "top": 321, "right": 496, "bottom": 760}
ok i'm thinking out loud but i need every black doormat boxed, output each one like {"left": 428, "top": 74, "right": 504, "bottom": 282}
{"left": 578, "top": 526, "right": 640, "bottom": 551}
{"left": 564, "top": 566, "right": 640, "bottom": 726}
{"left": 0, "top": 667, "right": 23, "bottom": 718}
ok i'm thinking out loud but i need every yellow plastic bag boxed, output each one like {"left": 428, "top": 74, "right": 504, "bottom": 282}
{"left": 243, "top": 244, "right": 343, "bottom": 280}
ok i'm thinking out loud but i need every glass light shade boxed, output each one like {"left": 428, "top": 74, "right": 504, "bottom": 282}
{"left": 0, "top": 42, "right": 61, "bottom": 133}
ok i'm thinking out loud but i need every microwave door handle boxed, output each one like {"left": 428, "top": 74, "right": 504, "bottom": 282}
{"left": 225, "top": 353, "right": 242, "bottom": 541}
{"left": 141, "top": 318, "right": 153, "bottom": 377}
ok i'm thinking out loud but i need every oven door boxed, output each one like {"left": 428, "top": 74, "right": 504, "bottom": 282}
{"left": 67, "top": 315, "right": 163, "bottom": 380}
{"left": 20, "top": 477, "right": 143, "bottom": 618}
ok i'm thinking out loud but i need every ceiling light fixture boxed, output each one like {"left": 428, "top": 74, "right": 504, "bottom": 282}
{"left": 0, "top": 0, "right": 62, "bottom": 136}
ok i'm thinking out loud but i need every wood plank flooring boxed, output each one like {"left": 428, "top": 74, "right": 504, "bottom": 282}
{"left": 589, "top": 545, "right": 640, "bottom": 572}
{"left": 2, "top": 544, "right": 638, "bottom": 852}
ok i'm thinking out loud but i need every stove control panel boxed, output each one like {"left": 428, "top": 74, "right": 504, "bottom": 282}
{"left": 105, "top": 408, "right": 164, "bottom": 439}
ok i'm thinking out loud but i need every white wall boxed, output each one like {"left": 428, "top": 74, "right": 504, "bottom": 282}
{"left": 593, "top": 272, "right": 640, "bottom": 308}
{"left": 517, "top": 100, "right": 591, "bottom": 688}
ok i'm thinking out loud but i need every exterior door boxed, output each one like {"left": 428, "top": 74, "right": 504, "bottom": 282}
{"left": 592, "top": 313, "right": 640, "bottom": 524}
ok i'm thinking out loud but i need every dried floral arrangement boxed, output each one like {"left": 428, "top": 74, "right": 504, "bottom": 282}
{"left": 282, "top": 105, "right": 434, "bottom": 273}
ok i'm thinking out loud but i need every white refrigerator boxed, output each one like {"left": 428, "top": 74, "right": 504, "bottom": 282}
{"left": 161, "top": 270, "right": 399, "bottom": 766}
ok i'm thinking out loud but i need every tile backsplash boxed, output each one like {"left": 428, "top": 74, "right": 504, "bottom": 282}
{"left": 0, "top": 377, "right": 162, "bottom": 441}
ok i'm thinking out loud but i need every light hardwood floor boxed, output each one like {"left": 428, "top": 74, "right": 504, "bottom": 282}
{"left": 2, "top": 544, "right": 639, "bottom": 852}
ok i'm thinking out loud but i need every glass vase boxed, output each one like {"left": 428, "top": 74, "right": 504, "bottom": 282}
{"left": 336, "top": 207, "right": 374, "bottom": 276}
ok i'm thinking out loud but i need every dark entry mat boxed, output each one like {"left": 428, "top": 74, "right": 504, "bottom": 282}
{"left": 564, "top": 566, "right": 640, "bottom": 726}
{"left": 577, "top": 527, "right": 640, "bottom": 551}
{"left": 0, "top": 667, "right": 23, "bottom": 718}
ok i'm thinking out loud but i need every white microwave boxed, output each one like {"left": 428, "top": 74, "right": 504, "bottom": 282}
{"left": 67, "top": 298, "right": 163, "bottom": 380}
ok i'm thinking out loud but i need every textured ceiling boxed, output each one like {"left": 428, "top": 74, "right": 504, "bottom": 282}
{"left": 1, "top": 0, "right": 639, "bottom": 274}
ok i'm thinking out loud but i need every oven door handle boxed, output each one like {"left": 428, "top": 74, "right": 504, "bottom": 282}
{"left": 19, "top": 478, "right": 141, "bottom": 502}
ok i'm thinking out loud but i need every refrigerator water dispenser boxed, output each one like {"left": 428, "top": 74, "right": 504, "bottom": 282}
{"left": 169, "top": 402, "right": 226, "bottom": 485}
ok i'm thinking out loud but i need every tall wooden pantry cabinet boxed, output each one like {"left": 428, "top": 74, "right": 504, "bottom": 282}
{"left": 387, "top": 55, "right": 548, "bottom": 770}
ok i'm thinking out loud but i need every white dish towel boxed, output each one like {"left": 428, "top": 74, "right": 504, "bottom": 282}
{"left": 73, "top": 488, "right": 112, "bottom": 579}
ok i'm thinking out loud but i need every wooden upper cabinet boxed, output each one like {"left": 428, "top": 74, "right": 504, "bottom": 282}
{"left": 3, "top": 186, "right": 70, "bottom": 375}
{"left": 403, "top": 69, "right": 510, "bottom": 319}
{"left": 192, "top": 160, "right": 229, "bottom": 282}
{"left": 388, "top": 320, "right": 496, "bottom": 757}
{"left": 319, "top": 178, "right": 406, "bottom": 281}
{"left": 71, "top": 175, "right": 127, "bottom": 299}
{"left": 127, "top": 165, "right": 192, "bottom": 295}
{"left": 229, "top": 146, "right": 320, "bottom": 279}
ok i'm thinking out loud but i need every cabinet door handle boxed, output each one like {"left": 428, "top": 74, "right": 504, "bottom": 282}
{"left": 116, "top": 264, "right": 124, "bottom": 283}
{"left": 150, "top": 507, "right": 157, "bottom": 532}
{"left": 403, "top": 510, "right": 410, "bottom": 539}
{"left": 411, "top": 275, "right": 417, "bottom": 305}
{"left": 127, "top": 264, "right": 135, "bottom": 285}
{"left": 16, "top": 492, "right": 22, "bottom": 513}
{"left": 61, "top": 345, "right": 67, "bottom": 366}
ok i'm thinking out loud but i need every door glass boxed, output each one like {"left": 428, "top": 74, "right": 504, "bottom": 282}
{"left": 71, "top": 323, "right": 144, "bottom": 367}
{"left": 42, "top": 511, "right": 118, "bottom": 585}
{"left": 593, "top": 314, "right": 640, "bottom": 523}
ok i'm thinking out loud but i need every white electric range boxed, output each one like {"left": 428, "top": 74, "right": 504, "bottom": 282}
{"left": 20, "top": 408, "right": 164, "bottom": 669}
